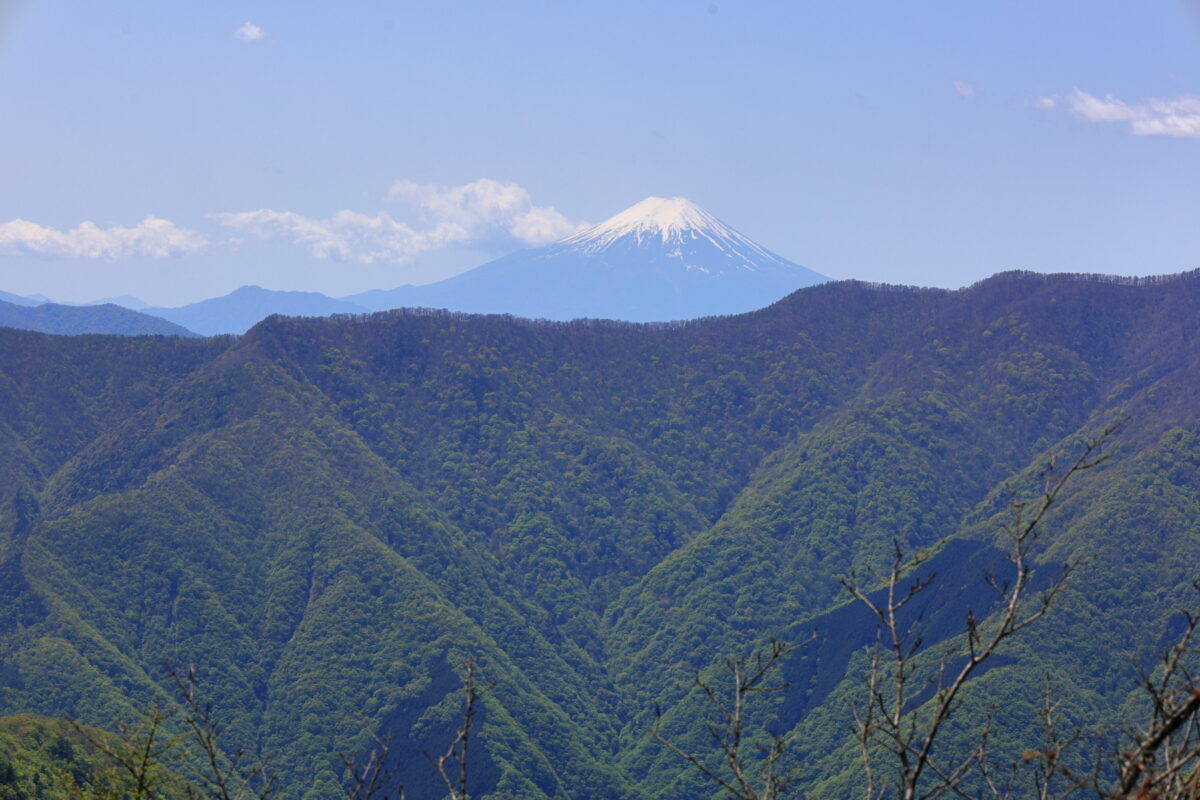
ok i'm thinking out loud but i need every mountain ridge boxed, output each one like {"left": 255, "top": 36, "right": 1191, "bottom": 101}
{"left": 0, "top": 299, "right": 199, "bottom": 337}
{"left": 0, "top": 272, "right": 1195, "bottom": 797}
{"left": 145, "top": 285, "right": 368, "bottom": 336}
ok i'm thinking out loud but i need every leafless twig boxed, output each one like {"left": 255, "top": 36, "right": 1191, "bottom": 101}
{"left": 340, "top": 729, "right": 404, "bottom": 800}
{"left": 844, "top": 426, "right": 1115, "bottom": 800}
{"left": 654, "top": 635, "right": 815, "bottom": 800}
{"left": 70, "top": 705, "right": 182, "bottom": 800}
{"left": 167, "top": 663, "right": 275, "bottom": 800}
{"left": 428, "top": 658, "right": 481, "bottom": 800}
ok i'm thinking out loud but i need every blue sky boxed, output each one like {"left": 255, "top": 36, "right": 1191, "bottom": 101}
{"left": 2, "top": 1, "right": 1199, "bottom": 306}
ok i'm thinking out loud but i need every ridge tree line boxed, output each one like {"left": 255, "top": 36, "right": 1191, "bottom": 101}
{"left": 12, "top": 425, "right": 1200, "bottom": 799}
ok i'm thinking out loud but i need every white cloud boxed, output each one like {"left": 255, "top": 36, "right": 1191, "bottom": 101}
{"left": 1067, "top": 90, "right": 1136, "bottom": 123}
{"left": 388, "top": 178, "right": 585, "bottom": 246}
{"left": 509, "top": 205, "right": 583, "bottom": 245}
{"left": 952, "top": 80, "right": 976, "bottom": 100}
{"left": 233, "top": 21, "right": 264, "bottom": 41}
{"left": 1031, "top": 96, "right": 1057, "bottom": 110}
{"left": 0, "top": 216, "right": 207, "bottom": 259}
{"left": 211, "top": 209, "right": 462, "bottom": 263}
{"left": 216, "top": 178, "right": 586, "bottom": 263}
{"left": 1058, "top": 88, "right": 1200, "bottom": 138}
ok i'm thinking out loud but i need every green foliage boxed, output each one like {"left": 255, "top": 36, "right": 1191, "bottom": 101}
{"left": 1, "top": 273, "right": 1200, "bottom": 796}
{"left": 0, "top": 714, "right": 117, "bottom": 800}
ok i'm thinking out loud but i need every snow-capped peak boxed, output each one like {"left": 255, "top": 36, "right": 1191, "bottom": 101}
{"left": 567, "top": 196, "right": 726, "bottom": 242}
{"left": 560, "top": 197, "right": 772, "bottom": 258}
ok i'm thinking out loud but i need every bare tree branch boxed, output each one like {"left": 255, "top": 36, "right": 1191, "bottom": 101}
{"left": 654, "top": 636, "right": 815, "bottom": 800}
{"left": 846, "top": 425, "right": 1116, "bottom": 800}
{"left": 340, "top": 729, "right": 404, "bottom": 800}
{"left": 166, "top": 663, "right": 275, "bottom": 800}
{"left": 428, "top": 658, "right": 481, "bottom": 800}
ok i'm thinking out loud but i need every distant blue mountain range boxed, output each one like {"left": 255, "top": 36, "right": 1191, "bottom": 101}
{"left": 0, "top": 290, "right": 50, "bottom": 307}
{"left": 145, "top": 286, "right": 367, "bottom": 336}
{"left": 0, "top": 300, "right": 198, "bottom": 337}
{"left": 3, "top": 197, "right": 827, "bottom": 335}
{"left": 345, "top": 197, "right": 828, "bottom": 321}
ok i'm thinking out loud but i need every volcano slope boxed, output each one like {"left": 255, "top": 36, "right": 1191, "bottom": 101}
{"left": 1, "top": 271, "right": 1198, "bottom": 798}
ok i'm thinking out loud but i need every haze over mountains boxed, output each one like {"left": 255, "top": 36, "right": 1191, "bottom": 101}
{"left": 0, "top": 290, "right": 51, "bottom": 307}
{"left": 0, "top": 299, "right": 199, "bottom": 337}
{"left": 0, "top": 198, "right": 827, "bottom": 337}
{"left": 147, "top": 286, "right": 367, "bottom": 337}
{"left": 346, "top": 197, "right": 828, "bottom": 322}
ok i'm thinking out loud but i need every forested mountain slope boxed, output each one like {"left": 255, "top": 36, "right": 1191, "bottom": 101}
{"left": 0, "top": 300, "right": 198, "bottom": 337}
{"left": 0, "top": 271, "right": 1197, "bottom": 798}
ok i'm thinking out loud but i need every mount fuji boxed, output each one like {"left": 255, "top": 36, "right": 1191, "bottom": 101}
{"left": 347, "top": 197, "right": 828, "bottom": 321}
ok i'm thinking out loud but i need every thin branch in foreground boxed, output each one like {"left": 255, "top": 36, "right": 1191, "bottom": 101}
{"left": 654, "top": 635, "right": 815, "bottom": 800}
{"left": 428, "top": 658, "right": 481, "bottom": 800}
{"left": 845, "top": 425, "right": 1116, "bottom": 800}
{"left": 340, "top": 729, "right": 404, "bottom": 800}
{"left": 167, "top": 663, "right": 276, "bottom": 800}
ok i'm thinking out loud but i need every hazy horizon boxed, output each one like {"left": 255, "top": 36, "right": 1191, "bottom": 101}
{"left": 3, "top": 2, "right": 1200, "bottom": 306}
